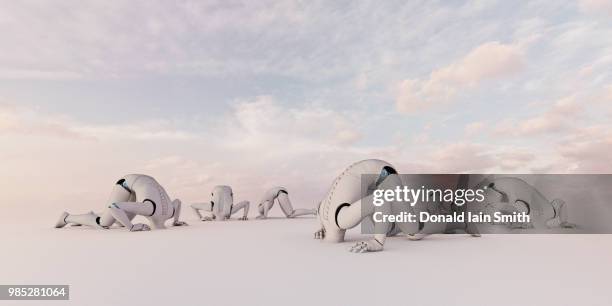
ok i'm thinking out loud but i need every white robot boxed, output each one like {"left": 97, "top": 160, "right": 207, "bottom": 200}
{"left": 314, "top": 159, "right": 404, "bottom": 253}
{"left": 255, "top": 187, "right": 316, "bottom": 219}
{"left": 190, "top": 185, "right": 249, "bottom": 221}
{"left": 314, "top": 159, "right": 480, "bottom": 253}
{"left": 55, "top": 174, "right": 188, "bottom": 231}
{"left": 483, "top": 177, "right": 574, "bottom": 229}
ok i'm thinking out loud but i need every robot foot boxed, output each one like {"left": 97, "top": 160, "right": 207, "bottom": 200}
{"left": 238, "top": 216, "right": 248, "bottom": 221}
{"left": 560, "top": 222, "right": 576, "bottom": 228}
{"left": 255, "top": 215, "right": 267, "bottom": 220}
{"left": 546, "top": 218, "right": 576, "bottom": 228}
{"left": 54, "top": 212, "right": 69, "bottom": 228}
{"left": 129, "top": 223, "right": 151, "bottom": 232}
{"left": 349, "top": 239, "right": 384, "bottom": 253}
{"left": 510, "top": 223, "right": 533, "bottom": 229}
{"left": 466, "top": 223, "right": 481, "bottom": 237}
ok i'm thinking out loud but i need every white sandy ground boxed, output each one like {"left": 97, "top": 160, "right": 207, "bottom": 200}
{"left": 2, "top": 211, "right": 612, "bottom": 306}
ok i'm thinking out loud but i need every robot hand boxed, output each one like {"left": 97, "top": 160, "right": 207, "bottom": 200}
{"left": 314, "top": 228, "right": 326, "bottom": 239}
{"left": 130, "top": 223, "right": 151, "bottom": 232}
{"left": 407, "top": 234, "right": 427, "bottom": 241}
{"left": 546, "top": 219, "right": 576, "bottom": 228}
{"left": 172, "top": 221, "right": 188, "bottom": 226}
{"left": 349, "top": 239, "right": 384, "bottom": 253}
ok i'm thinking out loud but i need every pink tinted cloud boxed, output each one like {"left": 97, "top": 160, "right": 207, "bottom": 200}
{"left": 396, "top": 41, "right": 524, "bottom": 113}
{"left": 494, "top": 96, "right": 582, "bottom": 136}
{"left": 558, "top": 125, "right": 612, "bottom": 173}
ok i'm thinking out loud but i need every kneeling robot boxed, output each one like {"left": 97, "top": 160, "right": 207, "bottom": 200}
{"left": 256, "top": 187, "right": 316, "bottom": 219}
{"left": 55, "top": 174, "right": 188, "bottom": 231}
{"left": 314, "top": 159, "right": 480, "bottom": 253}
{"left": 191, "top": 185, "right": 250, "bottom": 221}
{"left": 483, "top": 177, "right": 574, "bottom": 229}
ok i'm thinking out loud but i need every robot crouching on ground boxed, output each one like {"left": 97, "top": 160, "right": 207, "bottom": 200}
{"left": 256, "top": 187, "right": 316, "bottom": 219}
{"left": 55, "top": 174, "right": 188, "bottom": 231}
{"left": 314, "top": 159, "right": 480, "bottom": 253}
{"left": 482, "top": 177, "right": 575, "bottom": 229}
{"left": 190, "top": 185, "right": 250, "bottom": 221}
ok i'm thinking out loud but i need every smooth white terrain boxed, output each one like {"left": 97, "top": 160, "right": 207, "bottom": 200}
{"left": 1, "top": 209, "right": 612, "bottom": 306}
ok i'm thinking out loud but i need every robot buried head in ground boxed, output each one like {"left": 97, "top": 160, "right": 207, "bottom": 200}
{"left": 314, "top": 159, "right": 480, "bottom": 253}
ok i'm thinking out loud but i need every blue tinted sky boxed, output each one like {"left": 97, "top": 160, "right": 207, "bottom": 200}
{"left": 1, "top": 0, "right": 611, "bottom": 207}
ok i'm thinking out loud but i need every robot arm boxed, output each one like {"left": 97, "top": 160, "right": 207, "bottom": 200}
{"left": 171, "top": 199, "right": 188, "bottom": 226}
{"left": 342, "top": 192, "right": 392, "bottom": 253}
{"left": 257, "top": 200, "right": 272, "bottom": 219}
{"left": 263, "top": 202, "right": 270, "bottom": 218}
{"left": 349, "top": 172, "right": 404, "bottom": 253}
{"left": 340, "top": 175, "right": 397, "bottom": 253}
{"left": 314, "top": 202, "right": 326, "bottom": 239}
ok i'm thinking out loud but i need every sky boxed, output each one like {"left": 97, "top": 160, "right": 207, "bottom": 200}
{"left": 1, "top": 0, "right": 611, "bottom": 211}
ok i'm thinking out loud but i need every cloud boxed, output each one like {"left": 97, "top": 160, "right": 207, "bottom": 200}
{"left": 2, "top": 1, "right": 612, "bottom": 214}
{"left": 76, "top": 120, "right": 198, "bottom": 141}
{"left": 0, "top": 103, "right": 197, "bottom": 141}
{"left": 0, "top": 96, "right": 370, "bottom": 209}
{"left": 428, "top": 143, "right": 498, "bottom": 172}
{"left": 579, "top": 0, "right": 612, "bottom": 16}
{"left": 496, "top": 150, "right": 536, "bottom": 171}
{"left": 396, "top": 41, "right": 524, "bottom": 113}
{"left": 411, "top": 143, "right": 539, "bottom": 173}
{"left": 0, "top": 69, "right": 83, "bottom": 80}
{"left": 494, "top": 95, "right": 582, "bottom": 136}
{"left": 464, "top": 121, "right": 486, "bottom": 137}
{"left": 557, "top": 125, "right": 612, "bottom": 173}
{"left": 222, "top": 95, "right": 363, "bottom": 151}
{"left": 0, "top": 104, "right": 92, "bottom": 140}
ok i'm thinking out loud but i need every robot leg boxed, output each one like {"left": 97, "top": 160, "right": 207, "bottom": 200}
{"left": 256, "top": 201, "right": 272, "bottom": 219}
{"left": 109, "top": 202, "right": 155, "bottom": 231}
{"left": 277, "top": 192, "right": 316, "bottom": 218}
{"left": 56, "top": 211, "right": 105, "bottom": 229}
{"left": 547, "top": 199, "right": 575, "bottom": 228}
{"left": 230, "top": 201, "right": 250, "bottom": 220}
{"left": 191, "top": 202, "right": 214, "bottom": 221}
{"left": 112, "top": 212, "right": 135, "bottom": 227}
